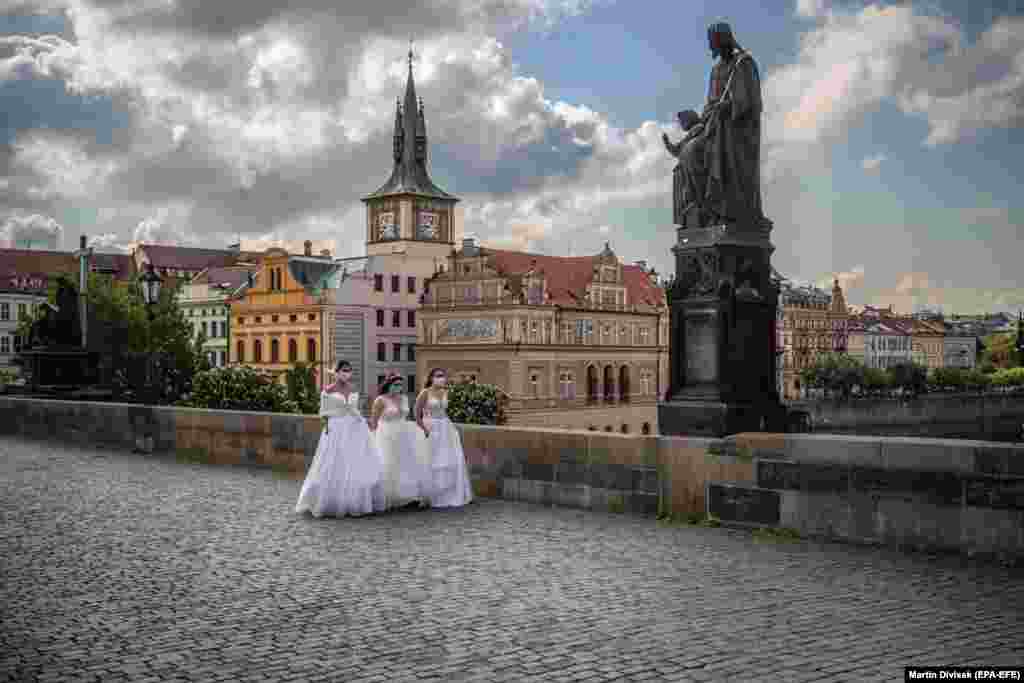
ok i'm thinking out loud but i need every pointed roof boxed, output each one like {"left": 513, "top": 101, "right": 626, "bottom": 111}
{"left": 363, "top": 49, "right": 457, "bottom": 202}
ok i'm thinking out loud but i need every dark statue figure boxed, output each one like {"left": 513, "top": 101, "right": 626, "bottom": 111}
{"left": 25, "top": 276, "right": 82, "bottom": 349}
{"left": 662, "top": 22, "right": 763, "bottom": 228}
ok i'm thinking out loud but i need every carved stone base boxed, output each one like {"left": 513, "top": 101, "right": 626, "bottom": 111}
{"left": 658, "top": 399, "right": 787, "bottom": 438}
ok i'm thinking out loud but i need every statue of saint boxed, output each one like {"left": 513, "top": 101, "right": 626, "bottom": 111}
{"left": 663, "top": 22, "right": 763, "bottom": 228}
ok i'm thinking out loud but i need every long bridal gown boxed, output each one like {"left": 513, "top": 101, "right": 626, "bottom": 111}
{"left": 421, "top": 391, "right": 473, "bottom": 508}
{"left": 375, "top": 395, "right": 430, "bottom": 509}
{"left": 295, "top": 391, "right": 384, "bottom": 518}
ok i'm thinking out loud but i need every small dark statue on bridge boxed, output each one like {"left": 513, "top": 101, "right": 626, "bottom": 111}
{"left": 25, "top": 276, "right": 82, "bottom": 350}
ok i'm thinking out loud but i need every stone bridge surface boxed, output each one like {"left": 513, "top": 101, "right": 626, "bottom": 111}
{"left": 2, "top": 437, "right": 1023, "bottom": 683}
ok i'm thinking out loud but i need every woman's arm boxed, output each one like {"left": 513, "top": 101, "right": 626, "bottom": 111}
{"left": 369, "top": 396, "right": 384, "bottom": 432}
{"left": 414, "top": 389, "right": 430, "bottom": 436}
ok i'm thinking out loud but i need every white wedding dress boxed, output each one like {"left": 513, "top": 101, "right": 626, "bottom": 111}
{"left": 375, "top": 395, "right": 430, "bottom": 509}
{"left": 295, "top": 391, "right": 384, "bottom": 518}
{"left": 421, "top": 391, "right": 473, "bottom": 508}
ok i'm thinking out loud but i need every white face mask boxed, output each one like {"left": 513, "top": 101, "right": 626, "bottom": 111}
{"left": 338, "top": 370, "right": 352, "bottom": 380}
{"left": 433, "top": 376, "right": 447, "bottom": 387}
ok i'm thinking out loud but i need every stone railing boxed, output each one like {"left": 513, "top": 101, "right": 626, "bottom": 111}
{"left": 1, "top": 396, "right": 1021, "bottom": 560}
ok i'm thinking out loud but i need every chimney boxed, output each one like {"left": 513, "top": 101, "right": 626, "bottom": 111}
{"left": 304, "top": 240, "right": 312, "bottom": 257}
{"left": 320, "top": 249, "right": 331, "bottom": 258}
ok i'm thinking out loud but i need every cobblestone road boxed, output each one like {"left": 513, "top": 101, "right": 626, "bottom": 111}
{"left": 2, "top": 437, "right": 1023, "bottom": 683}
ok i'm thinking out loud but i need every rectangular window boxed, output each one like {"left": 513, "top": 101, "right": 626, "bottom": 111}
{"left": 391, "top": 275, "right": 400, "bottom": 293}
{"left": 0, "top": 336, "right": 9, "bottom": 354}
{"left": 393, "top": 343, "right": 401, "bottom": 361}
{"left": 377, "top": 342, "right": 386, "bottom": 362}
{"left": 408, "top": 276, "right": 416, "bottom": 294}
{"left": 374, "top": 274, "right": 384, "bottom": 292}
{"left": 17, "top": 303, "right": 26, "bottom": 319}
{"left": 376, "top": 309, "right": 385, "bottom": 327}
{"left": 0, "top": 303, "right": 8, "bottom": 321}
{"left": 407, "top": 310, "right": 416, "bottom": 328}
{"left": 407, "top": 344, "right": 415, "bottom": 362}
{"left": 13, "top": 335, "right": 21, "bottom": 353}
{"left": 377, "top": 374, "right": 385, "bottom": 389}
{"left": 407, "top": 374, "right": 417, "bottom": 395}
{"left": 392, "top": 310, "right": 401, "bottom": 327}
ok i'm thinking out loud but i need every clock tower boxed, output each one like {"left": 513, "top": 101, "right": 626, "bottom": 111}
{"left": 362, "top": 49, "right": 459, "bottom": 259}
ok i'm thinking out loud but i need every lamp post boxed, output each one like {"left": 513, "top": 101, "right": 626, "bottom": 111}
{"left": 138, "top": 263, "right": 164, "bottom": 404}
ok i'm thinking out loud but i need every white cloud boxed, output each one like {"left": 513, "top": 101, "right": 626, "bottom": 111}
{"left": 796, "top": 0, "right": 829, "bottom": 19}
{"left": 861, "top": 154, "right": 886, "bottom": 172}
{"left": 1, "top": 213, "right": 63, "bottom": 250}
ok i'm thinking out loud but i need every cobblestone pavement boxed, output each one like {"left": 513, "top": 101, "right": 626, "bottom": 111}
{"left": 2, "top": 437, "right": 1023, "bottom": 683}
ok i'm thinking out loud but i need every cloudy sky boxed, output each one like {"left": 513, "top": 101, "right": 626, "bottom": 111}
{"left": 1, "top": 0, "right": 1022, "bottom": 314}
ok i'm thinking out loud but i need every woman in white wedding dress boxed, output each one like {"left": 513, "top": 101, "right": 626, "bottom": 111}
{"left": 415, "top": 369, "right": 473, "bottom": 508}
{"left": 371, "top": 373, "right": 430, "bottom": 509}
{"left": 295, "top": 360, "right": 384, "bottom": 518}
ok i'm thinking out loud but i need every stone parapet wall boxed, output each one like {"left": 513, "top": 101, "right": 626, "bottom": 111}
{"left": 791, "top": 392, "right": 1024, "bottom": 442}
{"left": 2, "top": 397, "right": 1021, "bottom": 558}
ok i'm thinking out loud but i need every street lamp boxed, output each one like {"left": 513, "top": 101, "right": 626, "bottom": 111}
{"left": 138, "top": 263, "right": 164, "bottom": 404}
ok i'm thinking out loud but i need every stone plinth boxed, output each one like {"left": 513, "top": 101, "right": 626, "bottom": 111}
{"left": 659, "top": 219, "right": 784, "bottom": 437}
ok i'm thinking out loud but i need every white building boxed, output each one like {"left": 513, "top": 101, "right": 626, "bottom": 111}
{"left": 179, "top": 266, "right": 257, "bottom": 368}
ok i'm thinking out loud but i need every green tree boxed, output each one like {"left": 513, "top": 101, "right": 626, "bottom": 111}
{"left": 285, "top": 362, "right": 320, "bottom": 415}
{"left": 182, "top": 365, "right": 297, "bottom": 413}
{"left": 929, "top": 367, "right": 966, "bottom": 391}
{"left": 446, "top": 381, "right": 506, "bottom": 425}
{"left": 799, "top": 353, "right": 864, "bottom": 398}
{"left": 981, "top": 333, "right": 1019, "bottom": 370}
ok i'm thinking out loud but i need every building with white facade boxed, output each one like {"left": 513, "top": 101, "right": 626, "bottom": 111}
{"left": 180, "top": 266, "right": 257, "bottom": 368}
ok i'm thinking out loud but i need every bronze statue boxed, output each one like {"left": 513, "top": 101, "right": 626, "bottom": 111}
{"left": 663, "top": 22, "right": 763, "bottom": 228}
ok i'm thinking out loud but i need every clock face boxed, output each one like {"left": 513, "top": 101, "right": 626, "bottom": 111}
{"left": 377, "top": 212, "right": 397, "bottom": 240}
{"left": 417, "top": 212, "right": 438, "bottom": 240}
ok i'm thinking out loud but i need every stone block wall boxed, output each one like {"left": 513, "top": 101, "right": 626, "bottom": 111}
{"left": 794, "top": 392, "right": 1024, "bottom": 442}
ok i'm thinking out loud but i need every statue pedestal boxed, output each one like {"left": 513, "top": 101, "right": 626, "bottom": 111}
{"left": 658, "top": 219, "right": 786, "bottom": 437}
{"left": 18, "top": 347, "right": 100, "bottom": 392}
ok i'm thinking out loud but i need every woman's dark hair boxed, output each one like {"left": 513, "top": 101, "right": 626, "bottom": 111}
{"left": 335, "top": 360, "right": 352, "bottom": 373}
{"left": 379, "top": 375, "right": 403, "bottom": 394}
{"left": 424, "top": 367, "right": 446, "bottom": 389}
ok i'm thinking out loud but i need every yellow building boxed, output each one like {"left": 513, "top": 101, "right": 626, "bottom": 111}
{"left": 780, "top": 278, "right": 849, "bottom": 399}
{"left": 229, "top": 243, "right": 342, "bottom": 386}
{"left": 416, "top": 239, "right": 669, "bottom": 435}
{"left": 910, "top": 318, "right": 946, "bottom": 370}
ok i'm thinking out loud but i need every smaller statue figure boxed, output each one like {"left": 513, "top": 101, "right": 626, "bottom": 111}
{"left": 663, "top": 109, "right": 708, "bottom": 227}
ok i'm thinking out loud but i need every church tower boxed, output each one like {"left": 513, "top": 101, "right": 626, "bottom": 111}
{"left": 362, "top": 49, "right": 459, "bottom": 259}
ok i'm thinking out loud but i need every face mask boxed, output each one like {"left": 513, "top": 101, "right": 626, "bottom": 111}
{"left": 389, "top": 384, "right": 403, "bottom": 395}
{"left": 433, "top": 376, "right": 447, "bottom": 387}
{"left": 338, "top": 370, "right": 352, "bottom": 379}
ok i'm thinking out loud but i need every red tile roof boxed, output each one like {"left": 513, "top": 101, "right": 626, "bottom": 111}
{"left": 481, "top": 248, "right": 665, "bottom": 308}
{"left": 90, "top": 252, "right": 135, "bottom": 281}
{"left": 0, "top": 248, "right": 78, "bottom": 293}
{"left": 138, "top": 244, "right": 262, "bottom": 271}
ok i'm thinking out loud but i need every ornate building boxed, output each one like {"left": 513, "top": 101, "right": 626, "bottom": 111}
{"left": 229, "top": 242, "right": 341, "bottom": 386}
{"left": 779, "top": 278, "right": 848, "bottom": 399}
{"left": 416, "top": 238, "right": 669, "bottom": 434}
{"left": 179, "top": 264, "right": 258, "bottom": 368}
{"left": 910, "top": 318, "right": 946, "bottom": 370}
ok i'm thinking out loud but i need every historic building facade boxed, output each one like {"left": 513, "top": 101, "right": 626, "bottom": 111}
{"left": 180, "top": 265, "right": 258, "bottom": 368}
{"left": 416, "top": 239, "right": 668, "bottom": 434}
{"left": 229, "top": 243, "right": 341, "bottom": 386}
{"left": 779, "top": 279, "right": 848, "bottom": 400}
{"left": 910, "top": 318, "right": 946, "bottom": 370}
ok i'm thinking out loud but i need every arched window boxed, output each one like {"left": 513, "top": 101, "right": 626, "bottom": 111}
{"left": 604, "top": 425, "right": 613, "bottom": 432}
{"left": 288, "top": 338, "right": 298, "bottom": 362}
{"left": 618, "top": 366, "right": 630, "bottom": 403}
{"left": 253, "top": 339, "right": 263, "bottom": 363}
{"left": 641, "top": 422, "right": 651, "bottom": 435}
{"left": 307, "top": 338, "right": 317, "bottom": 362}
{"left": 586, "top": 366, "right": 598, "bottom": 403}
{"left": 236, "top": 340, "right": 244, "bottom": 363}
{"left": 603, "top": 365, "right": 615, "bottom": 401}
{"left": 270, "top": 338, "right": 279, "bottom": 363}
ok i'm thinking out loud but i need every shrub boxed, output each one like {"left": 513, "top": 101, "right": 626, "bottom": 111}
{"left": 929, "top": 366, "right": 967, "bottom": 391}
{"left": 446, "top": 381, "right": 506, "bottom": 425}
{"left": 285, "top": 362, "right": 319, "bottom": 415}
{"left": 799, "top": 353, "right": 864, "bottom": 398}
{"left": 861, "top": 367, "right": 891, "bottom": 396}
{"left": 180, "top": 365, "right": 297, "bottom": 413}
{"left": 0, "top": 368, "right": 17, "bottom": 385}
